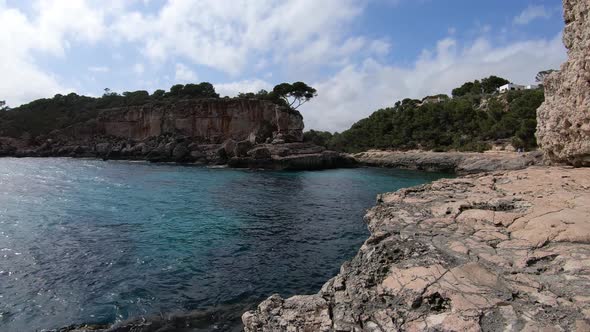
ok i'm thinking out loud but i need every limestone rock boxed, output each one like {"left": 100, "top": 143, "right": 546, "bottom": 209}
{"left": 537, "top": 0, "right": 590, "bottom": 166}
{"left": 243, "top": 294, "right": 332, "bottom": 332}
{"left": 353, "top": 150, "right": 543, "bottom": 174}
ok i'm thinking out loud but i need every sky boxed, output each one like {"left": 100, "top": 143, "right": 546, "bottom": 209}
{"left": 0, "top": 0, "right": 567, "bottom": 131}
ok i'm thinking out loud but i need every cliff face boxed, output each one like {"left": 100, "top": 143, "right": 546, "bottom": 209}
{"left": 537, "top": 0, "right": 590, "bottom": 166}
{"left": 67, "top": 98, "right": 304, "bottom": 144}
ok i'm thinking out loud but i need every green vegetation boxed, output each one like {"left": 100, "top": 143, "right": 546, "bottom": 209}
{"left": 303, "top": 130, "right": 334, "bottom": 147}
{"left": 451, "top": 76, "right": 509, "bottom": 97}
{"left": 238, "top": 81, "right": 317, "bottom": 109}
{"left": 304, "top": 76, "right": 544, "bottom": 153}
{"left": 535, "top": 70, "right": 557, "bottom": 83}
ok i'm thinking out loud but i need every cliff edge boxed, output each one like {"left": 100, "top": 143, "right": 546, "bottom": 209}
{"left": 537, "top": 0, "right": 590, "bottom": 166}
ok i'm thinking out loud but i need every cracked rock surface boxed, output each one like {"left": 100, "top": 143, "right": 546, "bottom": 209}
{"left": 352, "top": 150, "right": 543, "bottom": 174}
{"left": 243, "top": 166, "right": 590, "bottom": 331}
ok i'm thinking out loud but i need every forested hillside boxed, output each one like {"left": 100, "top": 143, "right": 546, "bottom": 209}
{"left": 304, "top": 76, "right": 544, "bottom": 153}
{"left": 0, "top": 81, "right": 316, "bottom": 139}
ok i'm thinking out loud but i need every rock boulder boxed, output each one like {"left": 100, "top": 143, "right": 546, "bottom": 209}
{"left": 537, "top": 0, "right": 590, "bottom": 166}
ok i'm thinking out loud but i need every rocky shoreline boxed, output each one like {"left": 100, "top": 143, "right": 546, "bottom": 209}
{"left": 243, "top": 166, "right": 590, "bottom": 331}
{"left": 352, "top": 150, "right": 543, "bottom": 174}
{"left": 0, "top": 139, "right": 356, "bottom": 171}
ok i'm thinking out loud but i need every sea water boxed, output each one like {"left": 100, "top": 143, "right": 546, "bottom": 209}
{"left": 0, "top": 158, "right": 450, "bottom": 331}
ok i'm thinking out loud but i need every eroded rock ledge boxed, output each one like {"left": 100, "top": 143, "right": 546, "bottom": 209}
{"left": 352, "top": 150, "right": 543, "bottom": 174}
{"left": 243, "top": 167, "right": 590, "bottom": 331}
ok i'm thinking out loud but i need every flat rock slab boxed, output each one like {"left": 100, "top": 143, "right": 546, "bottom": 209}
{"left": 352, "top": 150, "right": 543, "bottom": 174}
{"left": 243, "top": 166, "right": 590, "bottom": 331}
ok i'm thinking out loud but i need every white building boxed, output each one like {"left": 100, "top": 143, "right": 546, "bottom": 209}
{"left": 498, "top": 83, "right": 525, "bottom": 93}
{"left": 498, "top": 83, "right": 539, "bottom": 93}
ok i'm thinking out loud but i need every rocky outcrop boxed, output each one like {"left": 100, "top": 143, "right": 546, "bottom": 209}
{"left": 243, "top": 167, "right": 590, "bottom": 331}
{"left": 229, "top": 143, "right": 356, "bottom": 170}
{"left": 537, "top": 0, "right": 590, "bottom": 166}
{"left": 0, "top": 98, "right": 353, "bottom": 170}
{"left": 353, "top": 150, "right": 543, "bottom": 174}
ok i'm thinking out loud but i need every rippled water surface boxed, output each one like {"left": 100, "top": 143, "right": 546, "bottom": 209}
{"left": 0, "top": 158, "right": 450, "bottom": 331}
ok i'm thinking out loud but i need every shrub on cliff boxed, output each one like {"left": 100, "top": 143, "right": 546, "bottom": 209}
{"left": 303, "top": 130, "right": 334, "bottom": 147}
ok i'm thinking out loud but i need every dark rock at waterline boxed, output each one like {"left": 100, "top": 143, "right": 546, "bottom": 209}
{"left": 228, "top": 143, "right": 357, "bottom": 170}
{"left": 2, "top": 135, "right": 354, "bottom": 170}
{"left": 53, "top": 302, "right": 250, "bottom": 332}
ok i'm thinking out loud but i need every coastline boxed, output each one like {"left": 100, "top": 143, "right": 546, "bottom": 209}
{"left": 0, "top": 149, "right": 542, "bottom": 174}
{"left": 243, "top": 166, "right": 590, "bottom": 331}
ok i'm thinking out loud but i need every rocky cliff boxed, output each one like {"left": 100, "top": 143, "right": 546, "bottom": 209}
{"left": 0, "top": 98, "right": 354, "bottom": 170}
{"left": 537, "top": 0, "right": 590, "bottom": 166}
{"left": 95, "top": 98, "right": 304, "bottom": 143}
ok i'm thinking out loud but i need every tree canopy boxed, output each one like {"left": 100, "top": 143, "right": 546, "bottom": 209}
{"left": 535, "top": 69, "right": 557, "bottom": 83}
{"left": 237, "top": 82, "right": 317, "bottom": 110}
{"left": 271, "top": 82, "right": 317, "bottom": 109}
{"left": 452, "top": 76, "right": 510, "bottom": 97}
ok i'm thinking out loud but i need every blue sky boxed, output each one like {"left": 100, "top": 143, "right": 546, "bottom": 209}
{"left": 0, "top": 0, "right": 566, "bottom": 131}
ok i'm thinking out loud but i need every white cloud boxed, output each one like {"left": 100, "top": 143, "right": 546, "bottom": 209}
{"left": 514, "top": 5, "right": 551, "bottom": 25}
{"left": 301, "top": 34, "right": 566, "bottom": 131}
{"left": 111, "top": 0, "right": 367, "bottom": 75}
{"left": 89, "top": 66, "right": 110, "bottom": 73}
{"left": 133, "top": 63, "right": 145, "bottom": 75}
{"left": 215, "top": 79, "right": 272, "bottom": 97}
{"left": 174, "top": 63, "right": 198, "bottom": 82}
{"left": 0, "top": 0, "right": 111, "bottom": 105}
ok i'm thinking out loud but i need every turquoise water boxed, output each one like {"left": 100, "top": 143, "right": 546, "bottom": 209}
{"left": 0, "top": 158, "right": 450, "bottom": 331}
